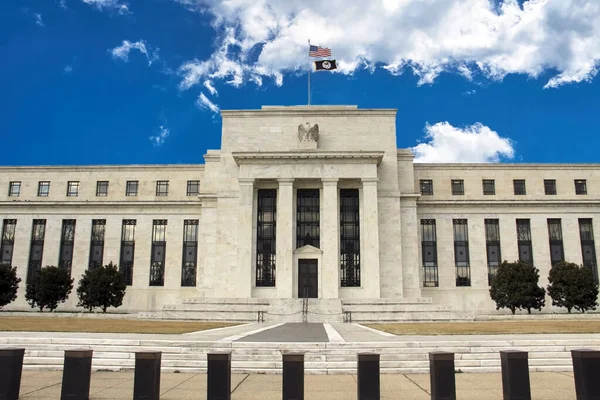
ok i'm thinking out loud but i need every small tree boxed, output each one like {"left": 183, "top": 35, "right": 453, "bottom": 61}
{"left": 490, "top": 261, "right": 546, "bottom": 314}
{"left": 25, "top": 266, "right": 74, "bottom": 312}
{"left": 77, "top": 262, "right": 127, "bottom": 313}
{"left": 0, "top": 264, "right": 21, "bottom": 308}
{"left": 548, "top": 261, "right": 598, "bottom": 313}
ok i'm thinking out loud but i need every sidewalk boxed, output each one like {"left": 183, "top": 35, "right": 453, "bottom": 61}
{"left": 18, "top": 370, "right": 577, "bottom": 400}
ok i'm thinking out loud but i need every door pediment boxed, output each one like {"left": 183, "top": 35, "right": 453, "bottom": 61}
{"left": 294, "top": 244, "right": 323, "bottom": 255}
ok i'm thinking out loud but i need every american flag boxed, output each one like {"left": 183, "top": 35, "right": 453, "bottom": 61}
{"left": 309, "top": 45, "right": 331, "bottom": 57}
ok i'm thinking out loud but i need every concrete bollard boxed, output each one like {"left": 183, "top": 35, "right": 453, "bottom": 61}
{"left": 500, "top": 350, "right": 531, "bottom": 400}
{"left": 357, "top": 353, "right": 380, "bottom": 400}
{"left": 571, "top": 349, "right": 600, "bottom": 400}
{"left": 60, "top": 349, "right": 93, "bottom": 400}
{"left": 0, "top": 347, "right": 25, "bottom": 400}
{"left": 207, "top": 352, "right": 231, "bottom": 400}
{"left": 429, "top": 351, "right": 456, "bottom": 400}
{"left": 283, "top": 352, "right": 304, "bottom": 400}
{"left": 133, "top": 351, "right": 161, "bottom": 400}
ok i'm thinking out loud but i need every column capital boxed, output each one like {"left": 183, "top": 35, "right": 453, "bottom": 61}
{"left": 277, "top": 178, "right": 295, "bottom": 185}
{"left": 238, "top": 178, "right": 255, "bottom": 185}
{"left": 321, "top": 178, "right": 339, "bottom": 185}
{"left": 362, "top": 177, "right": 379, "bottom": 185}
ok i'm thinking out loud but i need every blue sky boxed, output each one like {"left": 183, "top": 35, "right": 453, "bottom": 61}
{"left": 1, "top": 0, "right": 599, "bottom": 166}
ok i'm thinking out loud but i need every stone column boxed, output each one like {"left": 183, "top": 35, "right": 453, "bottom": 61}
{"left": 321, "top": 178, "right": 339, "bottom": 298}
{"left": 362, "top": 178, "right": 381, "bottom": 298}
{"left": 276, "top": 179, "right": 294, "bottom": 298}
{"left": 236, "top": 178, "right": 254, "bottom": 298}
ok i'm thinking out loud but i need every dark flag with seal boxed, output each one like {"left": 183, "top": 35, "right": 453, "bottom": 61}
{"left": 314, "top": 59, "right": 337, "bottom": 71}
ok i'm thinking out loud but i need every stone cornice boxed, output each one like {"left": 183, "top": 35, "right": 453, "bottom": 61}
{"left": 221, "top": 107, "right": 397, "bottom": 118}
{"left": 414, "top": 163, "right": 600, "bottom": 170}
{"left": 417, "top": 199, "right": 600, "bottom": 207}
{"left": 0, "top": 200, "right": 200, "bottom": 208}
{"left": 232, "top": 151, "right": 385, "bottom": 166}
{"left": 0, "top": 164, "right": 205, "bottom": 172}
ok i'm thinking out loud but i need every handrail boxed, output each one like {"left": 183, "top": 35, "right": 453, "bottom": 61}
{"left": 302, "top": 286, "right": 309, "bottom": 323}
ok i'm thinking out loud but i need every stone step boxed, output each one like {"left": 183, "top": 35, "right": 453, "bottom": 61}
{"left": 182, "top": 298, "right": 270, "bottom": 305}
{"left": 341, "top": 298, "right": 433, "bottom": 305}
{"left": 347, "top": 311, "right": 475, "bottom": 322}
{"left": 342, "top": 304, "right": 455, "bottom": 312}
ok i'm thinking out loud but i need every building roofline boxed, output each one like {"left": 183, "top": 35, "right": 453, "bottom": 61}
{"left": 0, "top": 164, "right": 205, "bottom": 172}
{"left": 221, "top": 105, "right": 397, "bottom": 117}
{"left": 414, "top": 163, "right": 600, "bottom": 170}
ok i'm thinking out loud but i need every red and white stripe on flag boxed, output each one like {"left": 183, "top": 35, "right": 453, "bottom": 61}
{"left": 309, "top": 45, "right": 331, "bottom": 57}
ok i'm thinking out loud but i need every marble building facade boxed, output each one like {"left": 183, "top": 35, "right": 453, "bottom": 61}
{"left": 0, "top": 105, "right": 599, "bottom": 315}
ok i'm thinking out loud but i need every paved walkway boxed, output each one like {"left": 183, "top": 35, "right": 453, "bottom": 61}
{"left": 16, "top": 370, "right": 577, "bottom": 399}
{"left": 237, "top": 323, "right": 329, "bottom": 342}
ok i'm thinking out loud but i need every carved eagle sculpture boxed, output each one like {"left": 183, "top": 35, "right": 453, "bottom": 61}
{"left": 298, "top": 123, "right": 319, "bottom": 142}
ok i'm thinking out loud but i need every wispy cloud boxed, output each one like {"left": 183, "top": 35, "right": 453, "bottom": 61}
{"left": 203, "top": 80, "right": 218, "bottom": 96}
{"left": 175, "top": 0, "right": 600, "bottom": 90}
{"left": 196, "top": 92, "right": 219, "bottom": 114}
{"left": 34, "top": 13, "right": 44, "bottom": 27}
{"left": 81, "top": 0, "right": 130, "bottom": 15}
{"left": 110, "top": 40, "right": 158, "bottom": 66}
{"left": 413, "top": 122, "right": 514, "bottom": 163}
{"left": 59, "top": 0, "right": 68, "bottom": 9}
{"left": 149, "top": 126, "right": 170, "bottom": 147}
{"left": 64, "top": 65, "right": 73, "bottom": 74}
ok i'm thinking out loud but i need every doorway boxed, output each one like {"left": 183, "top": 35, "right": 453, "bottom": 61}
{"left": 298, "top": 259, "right": 318, "bottom": 298}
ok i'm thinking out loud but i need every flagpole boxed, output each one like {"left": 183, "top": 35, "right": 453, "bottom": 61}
{"left": 308, "top": 39, "right": 311, "bottom": 108}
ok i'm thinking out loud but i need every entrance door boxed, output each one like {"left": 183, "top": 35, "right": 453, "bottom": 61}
{"left": 298, "top": 259, "right": 318, "bottom": 298}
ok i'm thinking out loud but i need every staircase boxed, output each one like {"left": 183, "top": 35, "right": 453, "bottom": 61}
{"left": 138, "top": 298, "right": 269, "bottom": 322}
{"left": 341, "top": 298, "right": 475, "bottom": 322}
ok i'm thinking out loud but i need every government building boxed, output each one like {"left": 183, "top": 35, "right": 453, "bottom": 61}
{"left": 1, "top": 106, "right": 598, "bottom": 321}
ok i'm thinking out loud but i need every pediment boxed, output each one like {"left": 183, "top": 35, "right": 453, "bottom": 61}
{"left": 294, "top": 245, "right": 323, "bottom": 255}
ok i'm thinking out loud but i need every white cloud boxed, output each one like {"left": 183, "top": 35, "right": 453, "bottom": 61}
{"left": 59, "top": 0, "right": 68, "bottom": 9}
{"left": 196, "top": 92, "right": 220, "bottom": 114}
{"left": 175, "top": 0, "right": 600, "bottom": 90}
{"left": 412, "top": 122, "right": 515, "bottom": 163}
{"left": 111, "top": 40, "right": 158, "bottom": 66}
{"left": 64, "top": 65, "right": 73, "bottom": 73}
{"left": 34, "top": 13, "right": 44, "bottom": 27}
{"left": 149, "top": 126, "right": 170, "bottom": 146}
{"left": 82, "top": 0, "right": 130, "bottom": 14}
{"left": 203, "top": 80, "right": 218, "bottom": 96}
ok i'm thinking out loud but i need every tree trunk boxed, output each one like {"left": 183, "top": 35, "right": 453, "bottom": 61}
{"left": 103, "top": 305, "right": 107, "bottom": 313}
{"left": 527, "top": 308, "right": 532, "bottom": 314}
{"left": 510, "top": 307, "right": 516, "bottom": 315}
{"left": 567, "top": 307, "right": 572, "bottom": 313}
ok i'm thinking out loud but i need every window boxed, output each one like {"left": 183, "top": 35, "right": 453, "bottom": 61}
{"left": 575, "top": 180, "right": 587, "bottom": 195}
{"left": 58, "top": 220, "right": 76, "bottom": 276}
{"left": 89, "top": 220, "right": 106, "bottom": 269}
{"left": 150, "top": 220, "right": 167, "bottom": 286}
{"left": 182, "top": 220, "right": 199, "bottom": 286}
{"left": 513, "top": 180, "right": 526, "bottom": 195}
{"left": 156, "top": 181, "right": 169, "bottom": 196}
{"left": 420, "top": 180, "right": 433, "bottom": 195}
{"left": 126, "top": 181, "right": 138, "bottom": 196}
{"left": 340, "top": 189, "right": 360, "bottom": 287}
{"left": 27, "top": 219, "right": 46, "bottom": 282}
{"left": 421, "top": 219, "right": 438, "bottom": 287}
{"left": 453, "top": 219, "right": 470, "bottom": 286}
{"left": 482, "top": 180, "right": 495, "bottom": 195}
{"left": 187, "top": 180, "right": 200, "bottom": 196}
{"left": 548, "top": 218, "right": 564, "bottom": 266}
{"left": 256, "top": 189, "right": 276, "bottom": 287}
{"left": 544, "top": 179, "right": 557, "bottom": 195}
{"left": 579, "top": 219, "right": 598, "bottom": 283}
{"left": 296, "top": 189, "right": 320, "bottom": 248}
{"left": 485, "top": 219, "right": 501, "bottom": 285}
{"left": 8, "top": 182, "right": 21, "bottom": 197}
{"left": 451, "top": 180, "right": 464, "bottom": 195}
{"left": 38, "top": 181, "right": 50, "bottom": 197}
{"left": 119, "top": 220, "right": 136, "bottom": 285}
{"left": 516, "top": 219, "right": 533, "bottom": 264}
{"left": 1, "top": 219, "right": 17, "bottom": 266}
{"left": 96, "top": 181, "right": 109, "bottom": 196}
{"left": 67, "top": 181, "right": 79, "bottom": 197}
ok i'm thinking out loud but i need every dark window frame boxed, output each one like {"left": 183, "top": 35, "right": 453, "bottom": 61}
{"left": 575, "top": 179, "right": 587, "bottom": 195}
{"left": 8, "top": 181, "right": 21, "bottom": 197}
{"left": 149, "top": 220, "right": 167, "bottom": 286}
{"left": 579, "top": 218, "right": 598, "bottom": 283}
{"left": 421, "top": 219, "right": 438, "bottom": 287}
{"left": 126, "top": 181, "right": 139, "bottom": 196}
{"left": 451, "top": 180, "right": 464, "bottom": 195}
{"left": 37, "top": 181, "right": 50, "bottom": 197}
{"left": 547, "top": 218, "right": 564, "bottom": 266}
{"left": 119, "top": 219, "right": 136, "bottom": 285}
{"left": 67, "top": 181, "right": 79, "bottom": 197}
{"left": 453, "top": 219, "right": 471, "bottom": 287}
{"left": 296, "top": 189, "right": 320, "bottom": 248}
{"left": 96, "top": 181, "right": 109, "bottom": 196}
{"left": 186, "top": 180, "right": 200, "bottom": 196}
{"left": 156, "top": 181, "right": 169, "bottom": 197}
{"left": 420, "top": 180, "right": 433, "bottom": 195}
{"left": 544, "top": 179, "right": 557, "bottom": 195}
{"left": 340, "top": 189, "right": 360, "bottom": 287}
{"left": 89, "top": 219, "right": 106, "bottom": 269}
{"left": 513, "top": 179, "right": 526, "bottom": 195}
{"left": 482, "top": 179, "right": 495, "bottom": 195}
{"left": 58, "top": 219, "right": 76, "bottom": 276}
{"left": 0, "top": 219, "right": 17, "bottom": 267}
{"left": 27, "top": 219, "right": 46, "bottom": 282}
{"left": 256, "top": 189, "right": 277, "bottom": 287}
{"left": 485, "top": 219, "right": 501, "bottom": 285}
{"left": 516, "top": 219, "right": 533, "bottom": 265}
{"left": 181, "top": 220, "right": 199, "bottom": 286}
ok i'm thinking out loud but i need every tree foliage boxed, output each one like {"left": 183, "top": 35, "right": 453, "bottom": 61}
{"left": 547, "top": 261, "right": 599, "bottom": 313}
{"left": 25, "top": 266, "right": 73, "bottom": 312}
{"left": 489, "top": 261, "right": 546, "bottom": 314}
{"left": 77, "top": 262, "right": 127, "bottom": 313}
{"left": 0, "top": 264, "right": 21, "bottom": 308}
